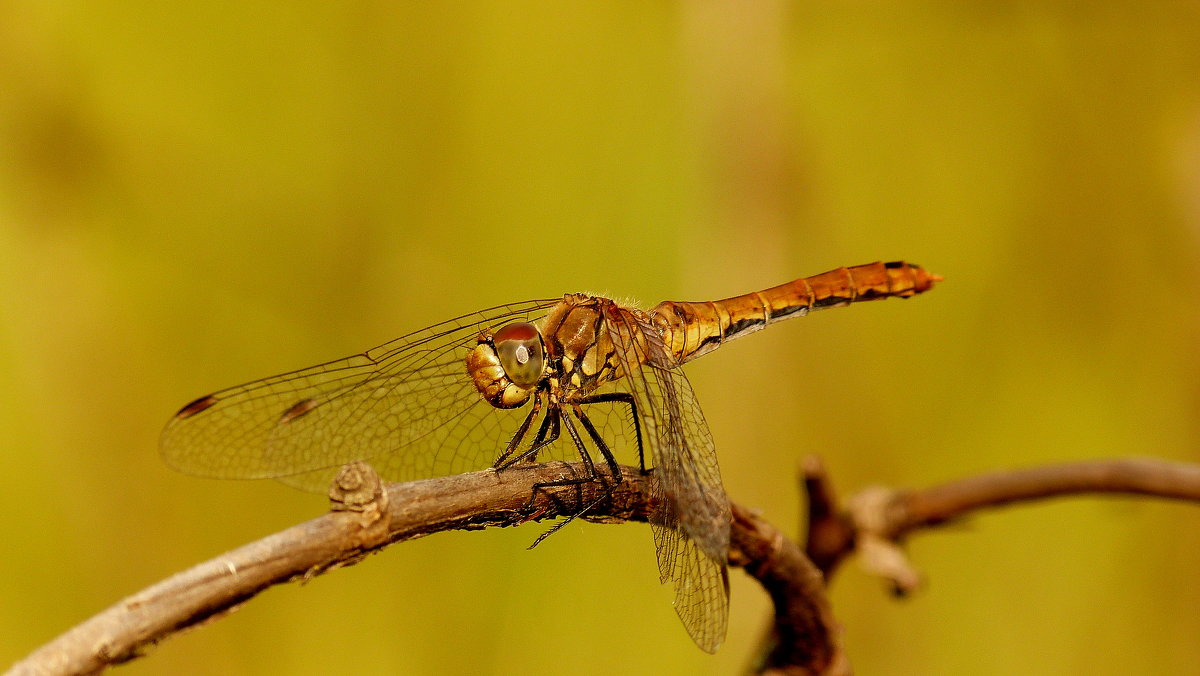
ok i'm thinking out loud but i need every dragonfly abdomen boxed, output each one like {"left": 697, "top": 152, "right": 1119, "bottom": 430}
{"left": 651, "top": 261, "right": 940, "bottom": 365}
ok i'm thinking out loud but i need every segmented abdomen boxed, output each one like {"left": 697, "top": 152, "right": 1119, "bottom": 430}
{"left": 650, "top": 261, "right": 940, "bottom": 365}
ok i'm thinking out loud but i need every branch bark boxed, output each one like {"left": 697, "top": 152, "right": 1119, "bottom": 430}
{"left": 7, "top": 462, "right": 842, "bottom": 676}
{"left": 804, "top": 457, "right": 1200, "bottom": 592}
{"left": 10, "top": 456, "right": 1200, "bottom": 676}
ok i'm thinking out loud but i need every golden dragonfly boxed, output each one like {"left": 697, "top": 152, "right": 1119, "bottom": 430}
{"left": 162, "top": 260, "right": 940, "bottom": 652}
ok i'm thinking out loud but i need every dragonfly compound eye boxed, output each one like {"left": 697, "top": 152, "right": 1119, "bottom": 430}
{"left": 493, "top": 322, "right": 545, "bottom": 389}
{"left": 465, "top": 321, "right": 546, "bottom": 409}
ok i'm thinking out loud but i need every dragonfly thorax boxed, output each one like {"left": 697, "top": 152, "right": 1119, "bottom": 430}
{"left": 466, "top": 321, "right": 548, "bottom": 409}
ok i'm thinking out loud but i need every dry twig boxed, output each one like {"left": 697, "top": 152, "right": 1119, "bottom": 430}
{"left": 804, "top": 457, "right": 1200, "bottom": 592}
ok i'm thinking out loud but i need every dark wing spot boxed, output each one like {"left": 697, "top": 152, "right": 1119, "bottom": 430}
{"left": 175, "top": 394, "right": 218, "bottom": 419}
{"left": 279, "top": 398, "right": 318, "bottom": 424}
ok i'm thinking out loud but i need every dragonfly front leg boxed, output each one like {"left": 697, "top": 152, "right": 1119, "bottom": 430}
{"left": 527, "top": 408, "right": 600, "bottom": 490}
{"left": 495, "top": 404, "right": 560, "bottom": 471}
{"left": 492, "top": 394, "right": 543, "bottom": 468}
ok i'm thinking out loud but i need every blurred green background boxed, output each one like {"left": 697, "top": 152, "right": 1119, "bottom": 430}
{"left": 3, "top": 2, "right": 1199, "bottom": 674}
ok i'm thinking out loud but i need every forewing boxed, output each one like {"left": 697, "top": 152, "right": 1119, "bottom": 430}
{"left": 160, "top": 299, "right": 559, "bottom": 491}
{"left": 607, "top": 307, "right": 731, "bottom": 653}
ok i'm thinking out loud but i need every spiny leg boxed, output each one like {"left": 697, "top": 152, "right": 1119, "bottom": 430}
{"left": 577, "top": 391, "right": 645, "bottom": 473}
{"left": 495, "top": 405, "right": 560, "bottom": 472}
{"left": 528, "top": 409, "right": 598, "bottom": 491}
{"left": 572, "top": 402, "right": 622, "bottom": 483}
{"left": 527, "top": 403, "right": 627, "bottom": 549}
{"left": 496, "top": 405, "right": 584, "bottom": 517}
{"left": 492, "top": 394, "right": 543, "bottom": 468}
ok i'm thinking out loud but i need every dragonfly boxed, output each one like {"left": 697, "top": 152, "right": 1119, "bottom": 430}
{"left": 161, "top": 260, "right": 940, "bottom": 653}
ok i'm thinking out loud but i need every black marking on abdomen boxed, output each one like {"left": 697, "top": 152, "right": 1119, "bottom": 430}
{"left": 723, "top": 316, "right": 766, "bottom": 339}
{"left": 768, "top": 303, "right": 810, "bottom": 320}
{"left": 697, "top": 334, "right": 722, "bottom": 353}
{"left": 812, "top": 294, "right": 852, "bottom": 309}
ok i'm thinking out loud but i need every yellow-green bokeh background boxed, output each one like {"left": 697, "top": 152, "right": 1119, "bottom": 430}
{"left": 3, "top": 3, "right": 1199, "bottom": 674}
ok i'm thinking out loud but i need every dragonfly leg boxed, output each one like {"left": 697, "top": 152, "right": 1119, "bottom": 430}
{"left": 492, "top": 394, "right": 543, "bottom": 468}
{"left": 525, "top": 413, "right": 600, "bottom": 549}
{"left": 526, "top": 402, "right": 641, "bottom": 549}
{"left": 495, "top": 405, "right": 560, "bottom": 471}
{"left": 572, "top": 402, "right": 622, "bottom": 484}
{"left": 529, "top": 409, "right": 598, "bottom": 488}
{"left": 577, "top": 391, "right": 646, "bottom": 474}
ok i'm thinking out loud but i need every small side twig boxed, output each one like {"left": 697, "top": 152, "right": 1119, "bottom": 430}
{"left": 801, "top": 456, "right": 853, "bottom": 579}
{"left": 805, "top": 457, "right": 1200, "bottom": 591}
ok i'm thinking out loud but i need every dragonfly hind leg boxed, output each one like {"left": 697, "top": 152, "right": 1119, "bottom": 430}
{"left": 576, "top": 391, "right": 645, "bottom": 473}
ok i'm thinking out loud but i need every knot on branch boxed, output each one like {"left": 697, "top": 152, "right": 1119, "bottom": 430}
{"left": 328, "top": 461, "right": 391, "bottom": 547}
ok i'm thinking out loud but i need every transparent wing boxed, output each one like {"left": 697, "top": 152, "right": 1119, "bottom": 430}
{"left": 607, "top": 307, "right": 731, "bottom": 654}
{"left": 161, "top": 299, "right": 561, "bottom": 492}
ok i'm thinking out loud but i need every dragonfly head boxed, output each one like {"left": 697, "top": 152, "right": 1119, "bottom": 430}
{"left": 466, "top": 321, "right": 547, "bottom": 409}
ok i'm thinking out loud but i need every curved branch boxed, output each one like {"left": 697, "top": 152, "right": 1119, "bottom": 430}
{"left": 730, "top": 504, "right": 847, "bottom": 676}
{"left": 8, "top": 462, "right": 839, "bottom": 676}
{"left": 20, "top": 456, "right": 1197, "bottom": 676}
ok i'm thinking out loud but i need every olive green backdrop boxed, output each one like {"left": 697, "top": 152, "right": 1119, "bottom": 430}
{"left": 2, "top": 3, "right": 1198, "bottom": 674}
